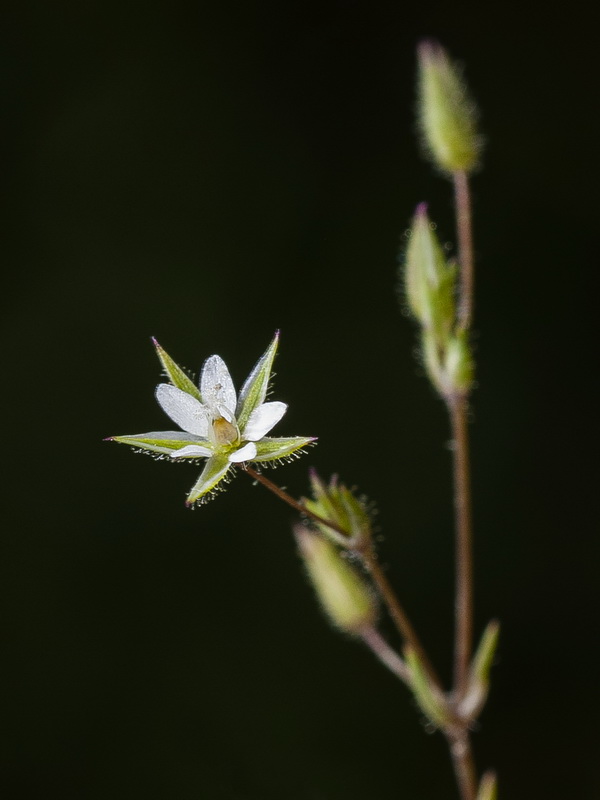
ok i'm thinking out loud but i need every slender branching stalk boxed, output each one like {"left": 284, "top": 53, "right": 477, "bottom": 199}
{"left": 243, "top": 465, "right": 442, "bottom": 691}
{"left": 360, "top": 626, "right": 411, "bottom": 685}
{"left": 110, "top": 38, "right": 494, "bottom": 800}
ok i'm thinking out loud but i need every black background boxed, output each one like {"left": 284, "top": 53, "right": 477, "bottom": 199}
{"left": 2, "top": 1, "right": 598, "bottom": 798}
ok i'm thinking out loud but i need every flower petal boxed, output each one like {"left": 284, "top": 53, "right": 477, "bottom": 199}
{"left": 171, "top": 444, "right": 213, "bottom": 459}
{"left": 156, "top": 384, "right": 209, "bottom": 436}
{"left": 228, "top": 442, "right": 257, "bottom": 463}
{"left": 186, "top": 455, "right": 233, "bottom": 505}
{"left": 152, "top": 339, "right": 202, "bottom": 400}
{"left": 109, "top": 431, "right": 205, "bottom": 456}
{"left": 200, "top": 355, "right": 237, "bottom": 419}
{"left": 252, "top": 436, "right": 317, "bottom": 462}
{"left": 236, "top": 332, "right": 279, "bottom": 430}
{"left": 242, "top": 401, "right": 287, "bottom": 441}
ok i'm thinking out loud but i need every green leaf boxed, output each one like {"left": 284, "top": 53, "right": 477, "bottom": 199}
{"left": 471, "top": 620, "right": 500, "bottom": 687}
{"left": 459, "top": 620, "right": 500, "bottom": 720}
{"left": 405, "top": 646, "right": 450, "bottom": 729}
{"left": 236, "top": 332, "right": 279, "bottom": 431}
{"left": 477, "top": 772, "right": 497, "bottom": 800}
{"left": 252, "top": 436, "right": 315, "bottom": 462}
{"left": 186, "top": 455, "right": 232, "bottom": 504}
{"left": 153, "top": 339, "right": 201, "bottom": 400}
{"left": 110, "top": 431, "right": 206, "bottom": 456}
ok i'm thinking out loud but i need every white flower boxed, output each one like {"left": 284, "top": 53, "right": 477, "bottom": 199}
{"left": 108, "top": 332, "right": 315, "bottom": 505}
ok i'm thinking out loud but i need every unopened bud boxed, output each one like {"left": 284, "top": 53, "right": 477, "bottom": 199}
{"left": 304, "top": 471, "right": 372, "bottom": 547}
{"left": 477, "top": 771, "right": 498, "bottom": 800}
{"left": 404, "top": 204, "right": 456, "bottom": 346}
{"left": 417, "top": 40, "right": 482, "bottom": 174}
{"left": 405, "top": 646, "right": 451, "bottom": 729}
{"left": 294, "top": 525, "right": 377, "bottom": 634}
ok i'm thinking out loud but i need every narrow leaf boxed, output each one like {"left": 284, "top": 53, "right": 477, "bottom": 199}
{"left": 405, "top": 646, "right": 450, "bottom": 729}
{"left": 477, "top": 772, "right": 497, "bottom": 800}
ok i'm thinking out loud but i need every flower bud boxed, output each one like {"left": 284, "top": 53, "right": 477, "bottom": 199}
{"left": 417, "top": 40, "right": 482, "bottom": 174}
{"left": 304, "top": 471, "right": 372, "bottom": 547}
{"left": 477, "top": 772, "right": 498, "bottom": 800}
{"left": 294, "top": 525, "right": 377, "bottom": 635}
{"left": 404, "top": 204, "right": 456, "bottom": 346}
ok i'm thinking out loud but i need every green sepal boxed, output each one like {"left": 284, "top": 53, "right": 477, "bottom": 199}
{"left": 294, "top": 525, "right": 377, "bottom": 635}
{"left": 186, "top": 455, "right": 232, "bottom": 505}
{"left": 111, "top": 432, "right": 207, "bottom": 456}
{"left": 236, "top": 332, "right": 279, "bottom": 431}
{"left": 405, "top": 646, "right": 451, "bottom": 729}
{"left": 477, "top": 772, "right": 497, "bottom": 800}
{"left": 153, "top": 339, "right": 201, "bottom": 400}
{"left": 304, "top": 472, "right": 371, "bottom": 544}
{"left": 251, "top": 435, "right": 315, "bottom": 463}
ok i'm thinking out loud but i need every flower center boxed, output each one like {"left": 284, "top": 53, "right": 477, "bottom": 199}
{"left": 212, "top": 416, "right": 240, "bottom": 447}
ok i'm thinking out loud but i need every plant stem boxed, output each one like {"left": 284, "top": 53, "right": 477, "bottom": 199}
{"left": 360, "top": 549, "right": 443, "bottom": 691}
{"left": 454, "top": 170, "right": 475, "bottom": 332}
{"left": 360, "top": 626, "right": 410, "bottom": 685}
{"left": 447, "top": 730, "right": 478, "bottom": 800}
{"left": 449, "top": 396, "right": 473, "bottom": 698}
{"left": 243, "top": 465, "right": 442, "bottom": 691}
{"left": 450, "top": 169, "right": 476, "bottom": 699}
{"left": 446, "top": 168, "right": 478, "bottom": 800}
{"left": 243, "top": 465, "right": 348, "bottom": 540}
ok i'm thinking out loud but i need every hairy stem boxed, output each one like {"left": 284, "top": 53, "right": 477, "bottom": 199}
{"left": 447, "top": 168, "right": 477, "bottom": 799}
{"left": 243, "top": 465, "right": 442, "bottom": 691}
{"left": 244, "top": 465, "right": 348, "bottom": 540}
{"left": 454, "top": 170, "right": 475, "bottom": 332}
{"left": 360, "top": 626, "right": 410, "bottom": 685}
{"left": 360, "top": 549, "right": 443, "bottom": 691}
{"left": 447, "top": 730, "right": 478, "bottom": 800}
{"left": 450, "top": 396, "right": 474, "bottom": 697}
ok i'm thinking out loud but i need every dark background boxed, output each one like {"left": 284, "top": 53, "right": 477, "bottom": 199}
{"left": 2, "top": 1, "right": 598, "bottom": 798}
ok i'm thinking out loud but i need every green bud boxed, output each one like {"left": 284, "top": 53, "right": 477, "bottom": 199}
{"left": 304, "top": 471, "right": 372, "bottom": 547}
{"left": 460, "top": 620, "right": 500, "bottom": 720}
{"left": 404, "top": 204, "right": 456, "bottom": 345}
{"left": 444, "top": 331, "right": 474, "bottom": 395}
{"left": 417, "top": 40, "right": 482, "bottom": 174}
{"left": 295, "top": 525, "right": 377, "bottom": 634}
{"left": 405, "top": 646, "right": 451, "bottom": 729}
{"left": 477, "top": 772, "right": 498, "bottom": 800}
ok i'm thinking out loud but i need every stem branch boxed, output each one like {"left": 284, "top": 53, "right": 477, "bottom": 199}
{"left": 360, "top": 626, "right": 411, "bottom": 685}
{"left": 243, "top": 465, "right": 442, "bottom": 691}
